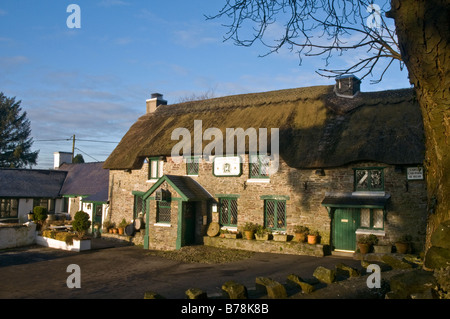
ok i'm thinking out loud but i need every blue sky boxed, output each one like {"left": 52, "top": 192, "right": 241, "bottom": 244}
{"left": 0, "top": 0, "right": 411, "bottom": 169}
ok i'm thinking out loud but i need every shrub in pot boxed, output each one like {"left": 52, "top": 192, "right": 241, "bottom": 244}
{"left": 243, "top": 222, "right": 258, "bottom": 240}
{"left": 118, "top": 218, "right": 128, "bottom": 235}
{"left": 357, "top": 234, "right": 378, "bottom": 254}
{"left": 255, "top": 225, "right": 270, "bottom": 240}
{"left": 72, "top": 211, "right": 91, "bottom": 239}
{"left": 293, "top": 225, "right": 309, "bottom": 242}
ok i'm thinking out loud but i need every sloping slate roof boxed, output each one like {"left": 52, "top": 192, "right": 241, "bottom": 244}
{"left": 83, "top": 188, "right": 109, "bottom": 203}
{"left": 165, "top": 175, "right": 212, "bottom": 201}
{"left": 0, "top": 168, "right": 67, "bottom": 198}
{"left": 58, "top": 162, "right": 109, "bottom": 197}
{"left": 103, "top": 85, "right": 425, "bottom": 170}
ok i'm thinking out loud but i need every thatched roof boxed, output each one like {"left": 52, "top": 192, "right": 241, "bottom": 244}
{"left": 103, "top": 85, "right": 424, "bottom": 170}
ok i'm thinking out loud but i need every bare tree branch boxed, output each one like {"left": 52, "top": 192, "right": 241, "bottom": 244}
{"left": 206, "top": 0, "right": 402, "bottom": 83}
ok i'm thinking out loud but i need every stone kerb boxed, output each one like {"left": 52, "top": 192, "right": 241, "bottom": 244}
{"left": 203, "top": 235, "right": 328, "bottom": 257}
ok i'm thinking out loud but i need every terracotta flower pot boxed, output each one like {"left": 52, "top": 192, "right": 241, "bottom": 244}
{"left": 307, "top": 235, "right": 318, "bottom": 245}
{"left": 294, "top": 232, "right": 307, "bottom": 242}
{"left": 395, "top": 242, "right": 409, "bottom": 254}
{"left": 358, "top": 243, "right": 370, "bottom": 254}
{"left": 244, "top": 230, "right": 254, "bottom": 240}
{"left": 118, "top": 227, "right": 124, "bottom": 235}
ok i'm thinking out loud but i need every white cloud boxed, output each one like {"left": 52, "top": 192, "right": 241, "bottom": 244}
{"left": 98, "top": 0, "right": 130, "bottom": 7}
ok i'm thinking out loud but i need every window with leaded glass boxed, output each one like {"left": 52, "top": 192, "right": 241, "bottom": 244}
{"left": 219, "top": 197, "right": 238, "bottom": 226}
{"left": 0, "top": 198, "right": 18, "bottom": 219}
{"left": 134, "top": 195, "right": 146, "bottom": 219}
{"left": 186, "top": 157, "right": 199, "bottom": 176}
{"left": 354, "top": 168, "right": 384, "bottom": 191}
{"left": 360, "top": 208, "right": 384, "bottom": 230}
{"left": 156, "top": 200, "right": 171, "bottom": 224}
{"left": 264, "top": 199, "right": 286, "bottom": 231}
{"left": 249, "top": 154, "right": 270, "bottom": 179}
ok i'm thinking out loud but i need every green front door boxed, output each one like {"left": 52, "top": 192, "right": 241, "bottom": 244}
{"left": 182, "top": 202, "right": 196, "bottom": 246}
{"left": 332, "top": 208, "right": 360, "bottom": 251}
{"left": 92, "top": 204, "right": 103, "bottom": 233}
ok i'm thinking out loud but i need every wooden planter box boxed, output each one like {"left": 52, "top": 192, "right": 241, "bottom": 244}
{"left": 36, "top": 235, "right": 91, "bottom": 252}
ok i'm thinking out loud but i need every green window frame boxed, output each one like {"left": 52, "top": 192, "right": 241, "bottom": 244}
{"left": 62, "top": 197, "right": 69, "bottom": 213}
{"left": 186, "top": 156, "right": 199, "bottom": 176}
{"left": 353, "top": 167, "right": 385, "bottom": 191}
{"left": 156, "top": 200, "right": 171, "bottom": 224}
{"left": 0, "top": 198, "right": 19, "bottom": 219}
{"left": 360, "top": 208, "right": 385, "bottom": 230}
{"left": 249, "top": 154, "right": 270, "bottom": 179}
{"left": 264, "top": 199, "right": 286, "bottom": 231}
{"left": 219, "top": 197, "right": 238, "bottom": 226}
{"left": 148, "top": 157, "right": 160, "bottom": 180}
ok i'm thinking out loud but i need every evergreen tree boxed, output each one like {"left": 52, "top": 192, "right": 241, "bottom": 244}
{"left": 0, "top": 92, "right": 39, "bottom": 168}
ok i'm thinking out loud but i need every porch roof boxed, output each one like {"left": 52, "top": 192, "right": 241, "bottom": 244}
{"left": 321, "top": 192, "right": 391, "bottom": 208}
{"left": 143, "top": 175, "right": 212, "bottom": 201}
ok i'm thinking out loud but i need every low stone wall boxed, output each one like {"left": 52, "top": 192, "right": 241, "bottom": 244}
{"left": 203, "top": 236, "right": 330, "bottom": 257}
{"left": 0, "top": 223, "right": 36, "bottom": 250}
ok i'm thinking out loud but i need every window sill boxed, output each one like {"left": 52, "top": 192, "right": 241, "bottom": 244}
{"left": 146, "top": 179, "right": 159, "bottom": 183}
{"left": 355, "top": 229, "right": 385, "bottom": 236}
{"left": 154, "top": 223, "right": 171, "bottom": 228}
{"left": 246, "top": 178, "right": 270, "bottom": 183}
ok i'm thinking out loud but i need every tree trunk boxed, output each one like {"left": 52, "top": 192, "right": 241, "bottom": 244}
{"left": 388, "top": 0, "right": 450, "bottom": 250}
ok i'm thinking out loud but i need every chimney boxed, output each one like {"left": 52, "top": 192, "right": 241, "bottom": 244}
{"left": 54, "top": 151, "right": 73, "bottom": 169}
{"left": 334, "top": 74, "right": 361, "bottom": 98}
{"left": 146, "top": 93, "right": 167, "bottom": 113}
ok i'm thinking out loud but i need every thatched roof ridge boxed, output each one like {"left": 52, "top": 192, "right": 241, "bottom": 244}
{"left": 103, "top": 85, "right": 423, "bottom": 170}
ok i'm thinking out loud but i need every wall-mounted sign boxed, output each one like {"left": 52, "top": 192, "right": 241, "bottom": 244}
{"left": 407, "top": 167, "right": 424, "bottom": 180}
{"left": 213, "top": 156, "right": 241, "bottom": 177}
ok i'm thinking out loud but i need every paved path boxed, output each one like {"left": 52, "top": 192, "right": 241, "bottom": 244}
{"left": 0, "top": 240, "right": 365, "bottom": 299}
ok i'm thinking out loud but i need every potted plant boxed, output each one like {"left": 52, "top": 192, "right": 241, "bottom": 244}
{"left": 357, "top": 234, "right": 378, "bottom": 254}
{"left": 72, "top": 211, "right": 91, "bottom": 240}
{"left": 395, "top": 235, "right": 412, "bottom": 254}
{"left": 293, "top": 225, "right": 309, "bottom": 242}
{"left": 307, "top": 230, "right": 320, "bottom": 244}
{"left": 272, "top": 231, "right": 288, "bottom": 241}
{"left": 243, "top": 222, "right": 257, "bottom": 240}
{"left": 103, "top": 220, "right": 113, "bottom": 233}
{"left": 118, "top": 218, "right": 128, "bottom": 235}
{"left": 255, "top": 225, "right": 270, "bottom": 240}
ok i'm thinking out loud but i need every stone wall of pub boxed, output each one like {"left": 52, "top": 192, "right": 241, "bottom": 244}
{"left": 108, "top": 156, "right": 427, "bottom": 252}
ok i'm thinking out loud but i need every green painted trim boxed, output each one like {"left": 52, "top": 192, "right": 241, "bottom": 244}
{"left": 215, "top": 194, "right": 240, "bottom": 198}
{"left": 142, "top": 175, "right": 189, "bottom": 201}
{"left": 132, "top": 190, "right": 145, "bottom": 196}
{"left": 175, "top": 199, "right": 184, "bottom": 250}
{"left": 260, "top": 195, "right": 290, "bottom": 200}
{"left": 321, "top": 203, "right": 385, "bottom": 209}
{"left": 147, "top": 157, "right": 160, "bottom": 180}
{"left": 249, "top": 154, "right": 271, "bottom": 179}
{"left": 353, "top": 167, "right": 385, "bottom": 192}
{"left": 144, "top": 197, "right": 150, "bottom": 249}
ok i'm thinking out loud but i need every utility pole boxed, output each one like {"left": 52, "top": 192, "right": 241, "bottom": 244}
{"left": 72, "top": 135, "right": 75, "bottom": 162}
